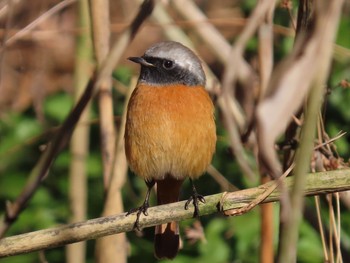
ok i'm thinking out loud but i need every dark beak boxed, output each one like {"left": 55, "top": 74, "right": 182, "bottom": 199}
{"left": 128, "top": 56, "right": 155, "bottom": 67}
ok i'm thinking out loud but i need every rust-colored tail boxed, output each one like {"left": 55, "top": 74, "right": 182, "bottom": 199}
{"left": 154, "top": 177, "right": 184, "bottom": 259}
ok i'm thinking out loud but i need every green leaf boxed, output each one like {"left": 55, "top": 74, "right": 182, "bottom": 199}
{"left": 87, "top": 153, "right": 102, "bottom": 178}
{"left": 0, "top": 114, "right": 42, "bottom": 155}
{"left": 44, "top": 93, "right": 73, "bottom": 122}
{"left": 113, "top": 66, "right": 132, "bottom": 85}
{"left": 198, "top": 219, "right": 231, "bottom": 263}
{"left": 336, "top": 17, "right": 350, "bottom": 48}
{"left": 297, "top": 221, "right": 323, "bottom": 263}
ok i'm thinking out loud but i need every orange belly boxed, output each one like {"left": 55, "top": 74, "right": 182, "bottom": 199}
{"left": 124, "top": 83, "right": 216, "bottom": 181}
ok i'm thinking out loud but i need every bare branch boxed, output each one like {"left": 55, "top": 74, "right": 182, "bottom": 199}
{"left": 1, "top": 169, "right": 350, "bottom": 258}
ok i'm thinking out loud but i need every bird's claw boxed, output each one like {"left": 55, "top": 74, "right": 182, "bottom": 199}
{"left": 185, "top": 193, "right": 206, "bottom": 217}
{"left": 126, "top": 202, "right": 150, "bottom": 231}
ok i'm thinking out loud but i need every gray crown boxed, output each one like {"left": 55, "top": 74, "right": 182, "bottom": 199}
{"left": 144, "top": 41, "right": 206, "bottom": 86}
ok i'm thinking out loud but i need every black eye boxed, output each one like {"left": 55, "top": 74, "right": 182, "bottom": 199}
{"left": 162, "top": 60, "right": 174, "bottom": 69}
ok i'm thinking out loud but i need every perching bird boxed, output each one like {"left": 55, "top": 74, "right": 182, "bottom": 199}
{"left": 124, "top": 41, "right": 216, "bottom": 259}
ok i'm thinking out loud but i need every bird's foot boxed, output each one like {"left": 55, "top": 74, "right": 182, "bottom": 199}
{"left": 126, "top": 201, "right": 150, "bottom": 231}
{"left": 185, "top": 192, "right": 206, "bottom": 218}
{"left": 126, "top": 180, "right": 155, "bottom": 231}
{"left": 185, "top": 178, "right": 205, "bottom": 217}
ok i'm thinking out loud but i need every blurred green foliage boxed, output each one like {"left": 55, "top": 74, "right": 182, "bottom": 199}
{"left": 1, "top": 3, "right": 350, "bottom": 263}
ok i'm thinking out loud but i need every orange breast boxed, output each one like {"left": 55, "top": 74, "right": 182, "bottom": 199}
{"left": 124, "top": 83, "right": 216, "bottom": 181}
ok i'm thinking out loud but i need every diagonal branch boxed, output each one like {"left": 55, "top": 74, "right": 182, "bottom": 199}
{"left": 1, "top": 169, "right": 350, "bottom": 258}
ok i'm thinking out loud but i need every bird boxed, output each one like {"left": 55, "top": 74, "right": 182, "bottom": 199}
{"left": 124, "top": 41, "right": 216, "bottom": 259}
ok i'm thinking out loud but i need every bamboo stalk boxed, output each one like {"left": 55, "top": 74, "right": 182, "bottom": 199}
{"left": 90, "top": 0, "right": 115, "bottom": 190}
{"left": 90, "top": 0, "right": 127, "bottom": 260}
{"left": 65, "top": 0, "right": 93, "bottom": 262}
{"left": 258, "top": 2, "right": 275, "bottom": 262}
{"left": 94, "top": 78, "right": 136, "bottom": 263}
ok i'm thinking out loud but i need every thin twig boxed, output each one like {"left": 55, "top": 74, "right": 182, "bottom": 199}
{"left": 207, "top": 165, "right": 238, "bottom": 192}
{"left": 315, "top": 195, "right": 329, "bottom": 261}
{"left": 313, "top": 131, "right": 346, "bottom": 151}
{"left": 335, "top": 192, "right": 342, "bottom": 263}
{"left": 221, "top": 163, "right": 294, "bottom": 216}
{"left": 219, "top": 97, "right": 256, "bottom": 180}
{"left": 328, "top": 194, "right": 335, "bottom": 263}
